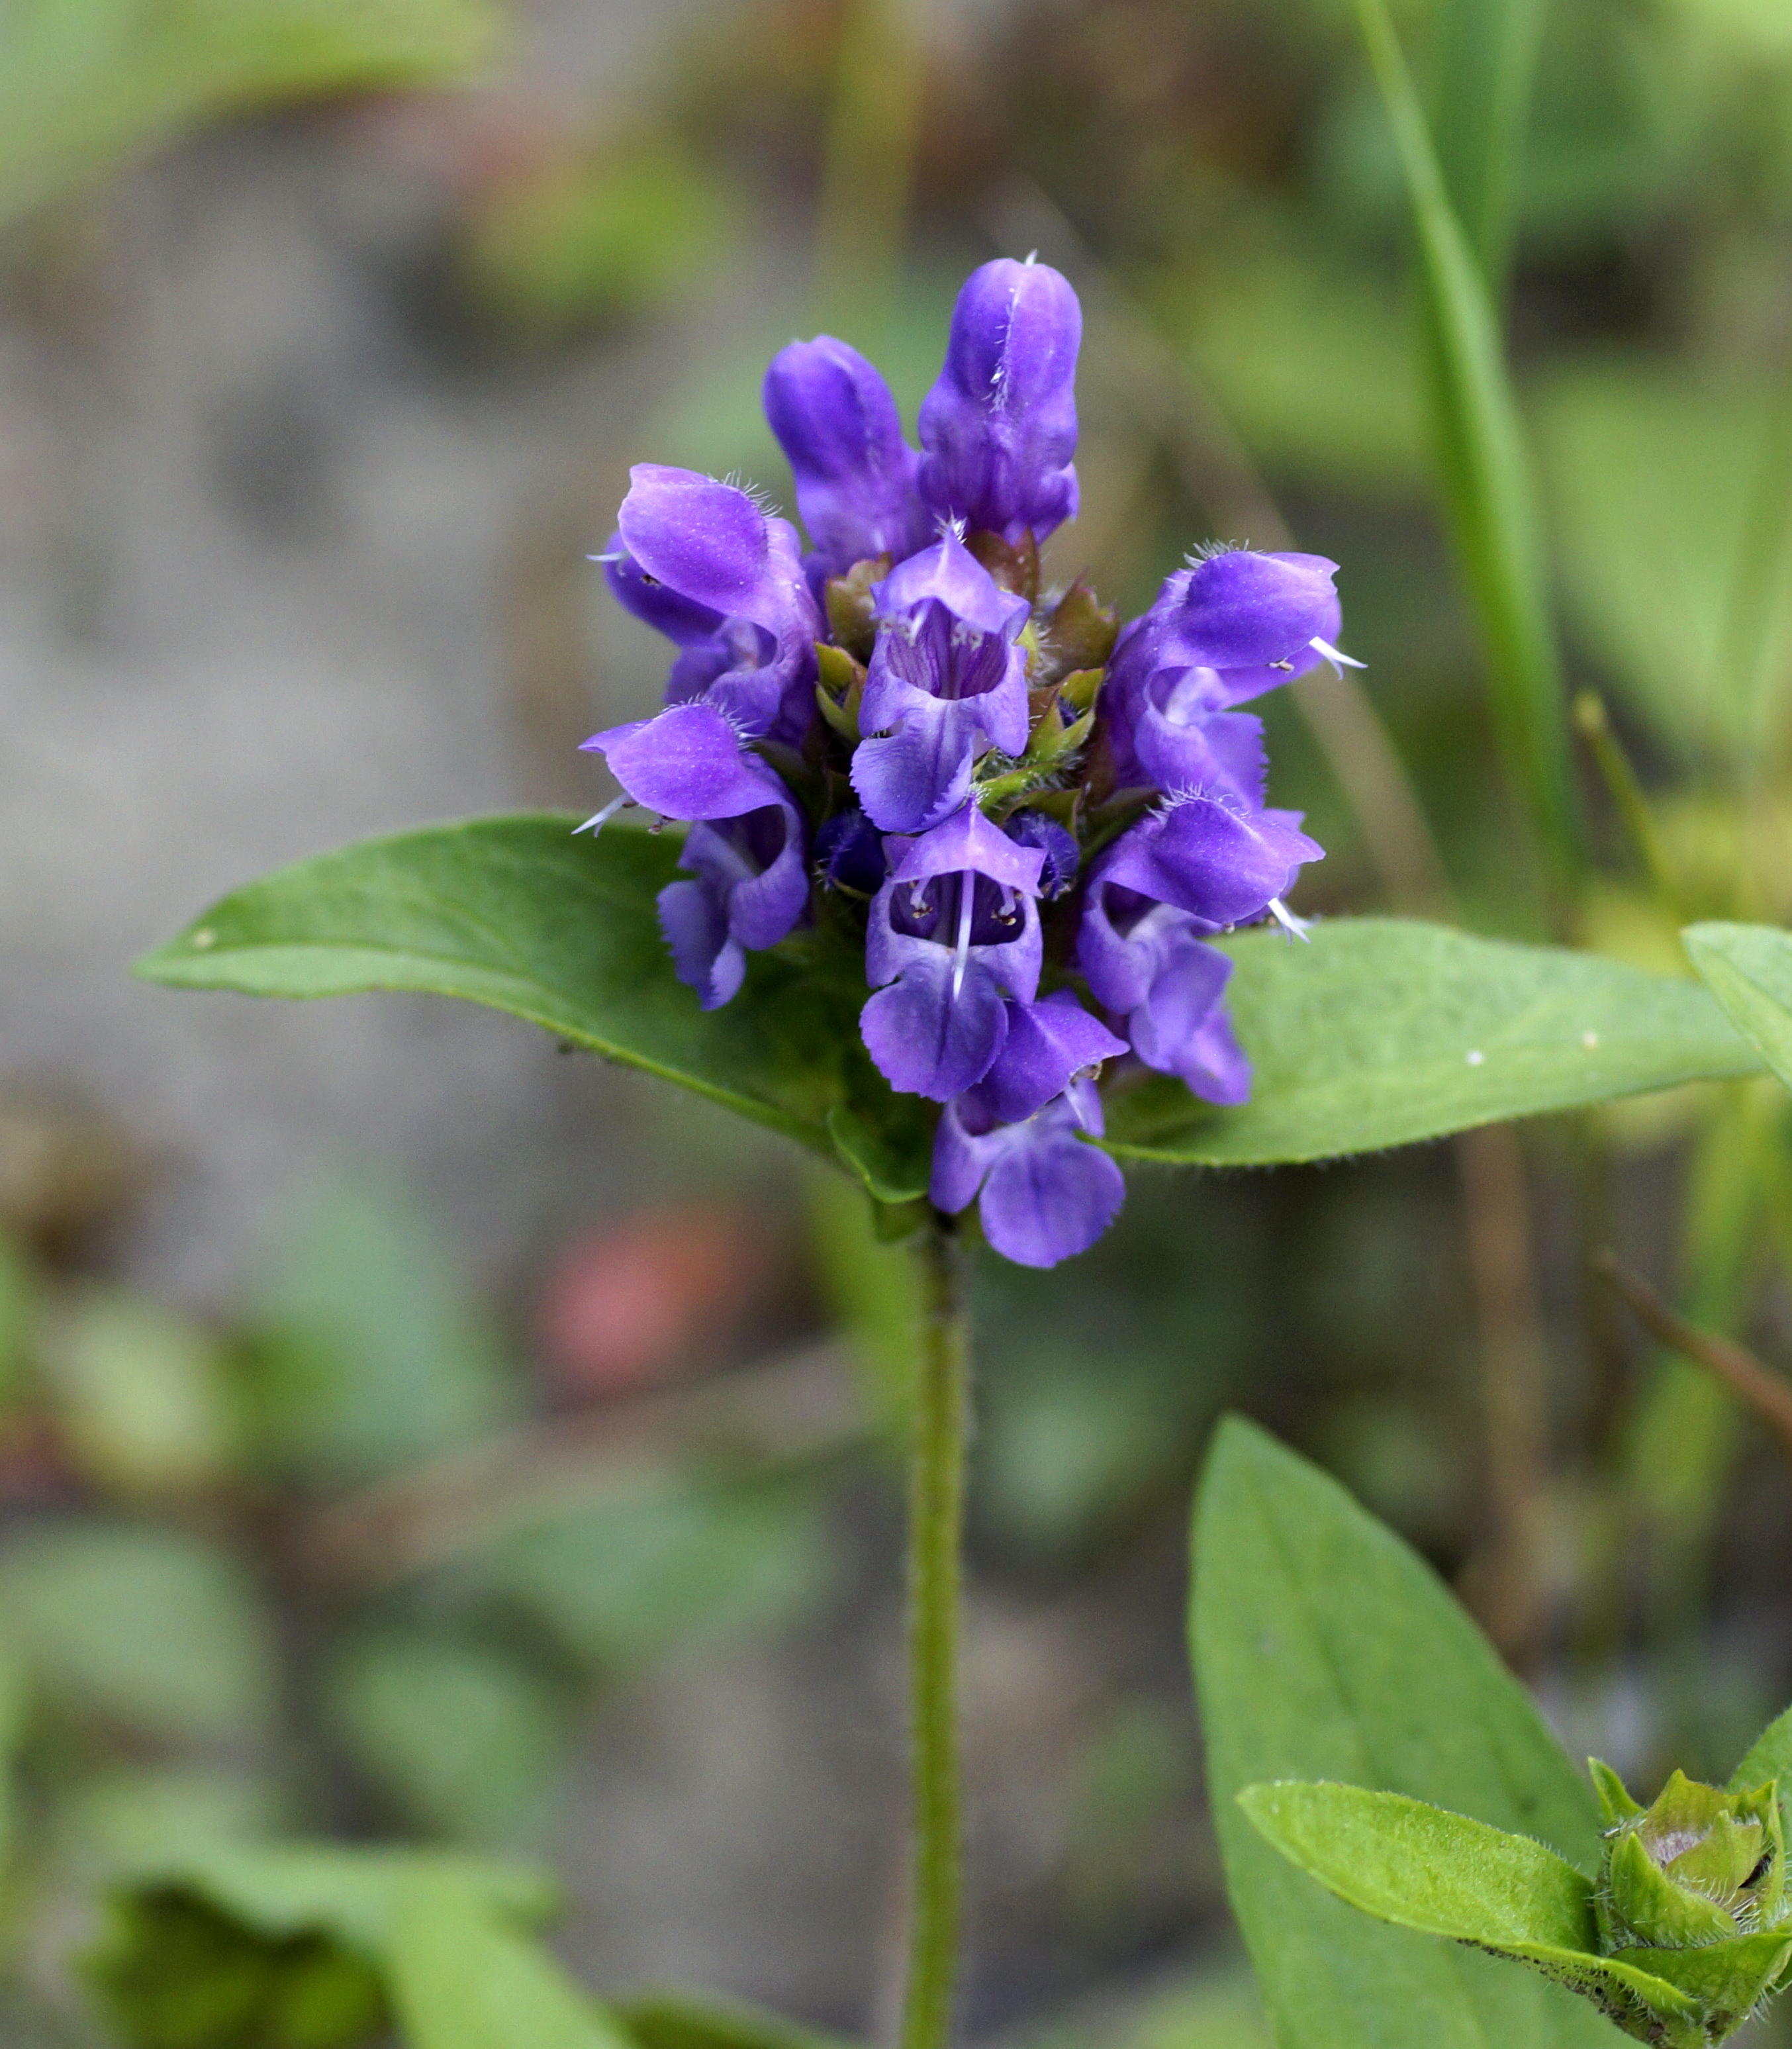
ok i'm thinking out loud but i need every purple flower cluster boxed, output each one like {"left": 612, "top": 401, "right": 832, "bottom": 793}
{"left": 583, "top": 260, "right": 1344, "bottom": 1267}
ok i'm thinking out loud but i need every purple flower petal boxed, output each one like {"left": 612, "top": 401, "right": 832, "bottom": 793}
{"left": 1130, "top": 696, "right": 1267, "bottom": 808}
{"left": 604, "top": 537, "right": 725, "bottom": 645}
{"left": 1099, "top": 796, "right": 1322, "bottom": 928}
{"left": 929, "top": 1080, "right": 1125, "bottom": 1268}
{"left": 763, "top": 337, "right": 929, "bottom": 575}
{"left": 1003, "top": 811, "right": 1080, "bottom": 897}
{"left": 889, "top": 803, "right": 1047, "bottom": 895}
{"left": 872, "top": 530, "right": 1031, "bottom": 640}
{"left": 918, "top": 258, "right": 1082, "bottom": 544}
{"left": 657, "top": 877, "right": 745, "bottom": 1010}
{"left": 973, "top": 991, "right": 1127, "bottom": 1124}
{"left": 616, "top": 464, "right": 790, "bottom": 632}
{"left": 815, "top": 806, "right": 888, "bottom": 894}
{"left": 861, "top": 951, "right": 1010, "bottom": 1100}
{"left": 851, "top": 534, "right": 1032, "bottom": 832}
{"left": 581, "top": 702, "right": 788, "bottom": 821}
{"left": 850, "top": 700, "right": 980, "bottom": 835}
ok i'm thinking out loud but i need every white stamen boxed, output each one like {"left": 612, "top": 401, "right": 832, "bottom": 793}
{"left": 1268, "top": 897, "right": 1312, "bottom": 943}
{"left": 1309, "top": 636, "right": 1367, "bottom": 677}
{"left": 586, "top": 551, "right": 624, "bottom": 564}
{"left": 951, "top": 874, "right": 976, "bottom": 998}
{"left": 573, "top": 795, "right": 629, "bottom": 837}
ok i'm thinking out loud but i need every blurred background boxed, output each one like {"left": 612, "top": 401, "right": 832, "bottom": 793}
{"left": 4, "top": 0, "right": 1792, "bottom": 2042}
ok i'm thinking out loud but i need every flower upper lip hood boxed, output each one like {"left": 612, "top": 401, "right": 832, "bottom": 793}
{"left": 1096, "top": 794, "right": 1324, "bottom": 930}
{"left": 917, "top": 257, "right": 1082, "bottom": 546}
{"left": 615, "top": 463, "right": 819, "bottom": 640}
{"left": 870, "top": 529, "right": 1031, "bottom": 643}
{"left": 851, "top": 532, "right": 1033, "bottom": 834}
{"left": 763, "top": 336, "right": 930, "bottom": 577}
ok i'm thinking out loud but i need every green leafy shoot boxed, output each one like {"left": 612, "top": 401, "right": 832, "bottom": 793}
{"left": 1352, "top": 0, "right": 1580, "bottom": 896}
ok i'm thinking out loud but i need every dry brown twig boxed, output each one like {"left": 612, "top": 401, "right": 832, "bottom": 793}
{"left": 1595, "top": 1249, "right": 1792, "bottom": 1472}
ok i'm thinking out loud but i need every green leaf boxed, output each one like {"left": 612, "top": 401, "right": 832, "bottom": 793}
{"left": 618, "top": 1991, "right": 857, "bottom": 2049}
{"left": 477, "top": 1475, "right": 829, "bottom": 1675}
{"left": 135, "top": 817, "right": 929, "bottom": 1178}
{"left": 1352, "top": 0, "right": 1580, "bottom": 890}
{"left": 0, "top": 0, "right": 500, "bottom": 230}
{"left": 0, "top": 1522, "right": 277, "bottom": 1743}
{"left": 107, "top": 1842, "right": 557, "bottom": 1956}
{"left": 1537, "top": 369, "right": 1792, "bottom": 766}
{"left": 1683, "top": 923, "right": 1792, "bottom": 1095}
{"left": 248, "top": 1172, "right": 516, "bottom": 1484}
{"left": 85, "top": 1843, "right": 555, "bottom": 2049}
{"left": 1192, "top": 1416, "right": 1615, "bottom": 2048}
{"left": 1237, "top": 1782, "right": 1595, "bottom": 1948}
{"left": 1728, "top": 1702, "right": 1792, "bottom": 1818}
{"left": 38, "top": 1285, "right": 238, "bottom": 1498}
{"left": 1106, "top": 920, "right": 1759, "bottom": 1166}
{"left": 323, "top": 1631, "right": 569, "bottom": 1847}
{"left": 387, "top": 1870, "right": 630, "bottom": 2049}
{"left": 0, "top": 1231, "right": 32, "bottom": 1404}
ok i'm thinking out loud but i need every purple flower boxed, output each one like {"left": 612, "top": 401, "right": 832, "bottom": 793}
{"left": 1004, "top": 810, "right": 1080, "bottom": 897}
{"left": 931, "top": 1078, "right": 1125, "bottom": 1268}
{"left": 1104, "top": 550, "right": 1351, "bottom": 788}
{"left": 659, "top": 783, "right": 810, "bottom": 1010}
{"left": 581, "top": 702, "right": 790, "bottom": 824}
{"left": 814, "top": 806, "right": 888, "bottom": 895}
{"left": 917, "top": 258, "right": 1081, "bottom": 545}
{"left": 596, "top": 466, "right": 821, "bottom": 777}
{"left": 1076, "top": 889, "right": 1250, "bottom": 1104}
{"left": 1113, "top": 549, "right": 1344, "bottom": 692}
{"left": 851, "top": 532, "right": 1031, "bottom": 834}
{"left": 763, "top": 338, "right": 929, "bottom": 577}
{"left": 1094, "top": 794, "right": 1323, "bottom": 929}
{"left": 860, "top": 804, "right": 1045, "bottom": 1101}
{"left": 970, "top": 990, "right": 1127, "bottom": 1124}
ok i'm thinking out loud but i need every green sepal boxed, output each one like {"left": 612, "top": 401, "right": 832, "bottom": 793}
{"left": 1599, "top": 1830, "right": 1736, "bottom": 1952}
{"left": 825, "top": 1105, "right": 932, "bottom": 1208}
{"left": 823, "top": 558, "right": 886, "bottom": 661}
{"left": 814, "top": 645, "right": 865, "bottom": 744}
{"left": 1608, "top": 1933, "right": 1792, "bottom": 2042}
{"left": 1589, "top": 1758, "right": 1643, "bottom": 1828}
{"left": 1057, "top": 663, "right": 1108, "bottom": 714}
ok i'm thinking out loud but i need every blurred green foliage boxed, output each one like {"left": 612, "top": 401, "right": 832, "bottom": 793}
{"left": 0, "top": 0, "right": 501, "bottom": 230}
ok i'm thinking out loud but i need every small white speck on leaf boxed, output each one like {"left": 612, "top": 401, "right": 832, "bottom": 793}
{"left": 1583, "top": 1030, "right": 1600, "bottom": 1049}
{"left": 1466, "top": 1049, "right": 1485, "bottom": 1067}
{"left": 191, "top": 928, "right": 215, "bottom": 949}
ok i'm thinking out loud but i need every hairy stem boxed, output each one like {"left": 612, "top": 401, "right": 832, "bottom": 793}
{"left": 902, "top": 1223, "right": 972, "bottom": 2049}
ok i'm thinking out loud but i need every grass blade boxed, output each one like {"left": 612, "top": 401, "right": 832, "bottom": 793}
{"left": 1353, "top": 0, "right": 1581, "bottom": 900}
{"left": 1429, "top": 0, "right": 1547, "bottom": 293}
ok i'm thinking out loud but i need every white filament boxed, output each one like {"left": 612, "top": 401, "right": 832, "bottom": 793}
{"left": 573, "top": 795, "right": 628, "bottom": 837}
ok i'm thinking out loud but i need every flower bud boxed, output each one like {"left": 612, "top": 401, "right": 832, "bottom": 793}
{"left": 1596, "top": 1768, "right": 1784, "bottom": 1953}
{"left": 1589, "top": 1762, "right": 1792, "bottom": 2045}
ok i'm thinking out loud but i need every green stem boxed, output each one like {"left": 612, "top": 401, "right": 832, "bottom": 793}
{"left": 902, "top": 1222, "right": 971, "bottom": 2049}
